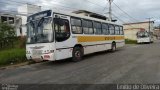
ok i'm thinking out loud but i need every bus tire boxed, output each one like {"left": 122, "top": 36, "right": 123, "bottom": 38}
{"left": 111, "top": 43, "right": 116, "bottom": 52}
{"left": 72, "top": 47, "right": 83, "bottom": 62}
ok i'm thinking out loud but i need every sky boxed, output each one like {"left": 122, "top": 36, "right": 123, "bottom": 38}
{"left": 0, "top": 0, "right": 160, "bottom": 25}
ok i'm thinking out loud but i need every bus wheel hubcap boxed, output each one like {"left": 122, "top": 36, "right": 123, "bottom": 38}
{"left": 75, "top": 51, "right": 81, "bottom": 58}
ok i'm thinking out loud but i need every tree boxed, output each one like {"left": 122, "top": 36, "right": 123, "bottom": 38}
{"left": 0, "top": 22, "right": 15, "bottom": 48}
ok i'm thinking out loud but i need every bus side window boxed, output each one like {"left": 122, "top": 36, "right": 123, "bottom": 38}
{"left": 94, "top": 22, "right": 102, "bottom": 35}
{"left": 120, "top": 26, "right": 124, "bottom": 35}
{"left": 115, "top": 26, "right": 120, "bottom": 35}
{"left": 82, "top": 20, "right": 94, "bottom": 34}
{"left": 71, "top": 18, "right": 82, "bottom": 34}
{"left": 109, "top": 24, "right": 115, "bottom": 35}
{"left": 102, "top": 23, "right": 109, "bottom": 35}
{"left": 54, "top": 18, "right": 70, "bottom": 42}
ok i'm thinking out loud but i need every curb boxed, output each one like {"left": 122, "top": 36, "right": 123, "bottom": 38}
{"left": 0, "top": 62, "right": 29, "bottom": 70}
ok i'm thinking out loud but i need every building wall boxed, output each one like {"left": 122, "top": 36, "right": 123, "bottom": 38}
{"left": 123, "top": 21, "right": 154, "bottom": 40}
{"left": 124, "top": 22, "right": 154, "bottom": 32}
{"left": 0, "top": 13, "right": 22, "bottom": 36}
{"left": 124, "top": 29, "right": 140, "bottom": 40}
{"left": 0, "top": 14, "right": 16, "bottom": 25}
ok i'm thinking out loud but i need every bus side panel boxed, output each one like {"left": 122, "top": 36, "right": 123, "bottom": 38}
{"left": 55, "top": 49, "right": 73, "bottom": 60}
{"left": 96, "top": 44, "right": 106, "bottom": 52}
{"left": 55, "top": 37, "right": 77, "bottom": 60}
{"left": 79, "top": 41, "right": 112, "bottom": 55}
{"left": 116, "top": 42, "right": 124, "bottom": 48}
{"left": 83, "top": 46, "right": 95, "bottom": 55}
{"left": 116, "top": 40, "right": 125, "bottom": 48}
{"left": 106, "top": 43, "right": 112, "bottom": 50}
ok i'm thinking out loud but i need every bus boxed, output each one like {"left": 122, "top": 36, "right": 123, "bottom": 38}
{"left": 137, "top": 30, "right": 154, "bottom": 44}
{"left": 26, "top": 10, "right": 125, "bottom": 62}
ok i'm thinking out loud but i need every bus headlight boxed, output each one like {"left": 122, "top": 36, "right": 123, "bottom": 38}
{"left": 26, "top": 51, "right": 31, "bottom": 54}
{"left": 50, "top": 50, "right": 54, "bottom": 53}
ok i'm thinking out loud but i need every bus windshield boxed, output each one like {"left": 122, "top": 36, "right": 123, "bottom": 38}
{"left": 27, "top": 17, "right": 53, "bottom": 44}
{"left": 137, "top": 31, "right": 149, "bottom": 38}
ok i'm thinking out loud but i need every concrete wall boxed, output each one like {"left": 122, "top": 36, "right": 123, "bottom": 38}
{"left": 0, "top": 13, "right": 22, "bottom": 36}
{"left": 124, "top": 29, "right": 140, "bottom": 40}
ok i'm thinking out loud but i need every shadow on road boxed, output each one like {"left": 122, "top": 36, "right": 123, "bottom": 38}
{"left": 39, "top": 49, "right": 123, "bottom": 67}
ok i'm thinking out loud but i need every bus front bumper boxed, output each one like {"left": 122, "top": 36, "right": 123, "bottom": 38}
{"left": 137, "top": 38, "right": 150, "bottom": 43}
{"left": 26, "top": 53, "right": 56, "bottom": 61}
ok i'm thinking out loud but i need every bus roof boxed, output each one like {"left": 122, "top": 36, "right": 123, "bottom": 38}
{"left": 28, "top": 9, "right": 122, "bottom": 26}
{"left": 52, "top": 10, "right": 121, "bottom": 26}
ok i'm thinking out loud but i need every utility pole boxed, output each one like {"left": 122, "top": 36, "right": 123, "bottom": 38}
{"left": 108, "top": 0, "right": 113, "bottom": 21}
{"left": 158, "top": 24, "right": 160, "bottom": 39}
{"left": 146, "top": 18, "right": 152, "bottom": 33}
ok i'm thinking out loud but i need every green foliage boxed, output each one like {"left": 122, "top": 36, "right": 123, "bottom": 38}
{"left": 0, "top": 23, "right": 27, "bottom": 67}
{"left": 0, "top": 48, "right": 26, "bottom": 66}
{"left": 0, "top": 23, "right": 15, "bottom": 38}
{"left": 125, "top": 39, "right": 137, "bottom": 44}
{"left": 19, "top": 36, "right": 26, "bottom": 48}
{"left": 0, "top": 22, "right": 16, "bottom": 49}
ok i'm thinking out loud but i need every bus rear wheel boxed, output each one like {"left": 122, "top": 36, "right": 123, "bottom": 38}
{"left": 72, "top": 47, "right": 83, "bottom": 62}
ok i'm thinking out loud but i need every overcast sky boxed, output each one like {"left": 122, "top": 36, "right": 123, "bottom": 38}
{"left": 1, "top": 0, "right": 160, "bottom": 25}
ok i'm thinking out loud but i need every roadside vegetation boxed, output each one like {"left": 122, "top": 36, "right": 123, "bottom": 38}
{"left": 0, "top": 48, "right": 26, "bottom": 66}
{"left": 0, "top": 23, "right": 27, "bottom": 67}
{"left": 125, "top": 39, "right": 137, "bottom": 44}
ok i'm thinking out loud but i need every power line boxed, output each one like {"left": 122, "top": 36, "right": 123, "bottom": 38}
{"left": 0, "top": 1, "right": 77, "bottom": 12}
{"left": 112, "top": 14, "right": 126, "bottom": 23}
{"left": 102, "top": 1, "right": 109, "bottom": 12}
{"left": 112, "top": 2, "right": 138, "bottom": 22}
{"left": 85, "top": 0, "right": 106, "bottom": 8}
{"left": 40, "top": 1, "right": 106, "bottom": 15}
{"left": 83, "top": 0, "right": 110, "bottom": 14}
{"left": 1, "top": 0, "right": 108, "bottom": 18}
{"left": 4, "top": 0, "right": 107, "bottom": 13}
{"left": 112, "top": 13, "right": 137, "bottom": 29}
{"left": 112, "top": 11, "right": 135, "bottom": 23}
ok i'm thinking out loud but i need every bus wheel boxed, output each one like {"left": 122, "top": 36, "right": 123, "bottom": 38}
{"left": 111, "top": 43, "right": 116, "bottom": 52}
{"left": 72, "top": 47, "right": 83, "bottom": 62}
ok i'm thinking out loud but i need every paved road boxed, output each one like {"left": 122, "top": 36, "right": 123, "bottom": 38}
{"left": 0, "top": 41, "right": 160, "bottom": 84}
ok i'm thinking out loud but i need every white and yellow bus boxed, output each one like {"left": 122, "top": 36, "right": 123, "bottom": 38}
{"left": 26, "top": 10, "right": 125, "bottom": 62}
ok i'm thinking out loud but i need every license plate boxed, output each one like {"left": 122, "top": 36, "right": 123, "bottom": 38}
{"left": 32, "top": 50, "right": 42, "bottom": 58}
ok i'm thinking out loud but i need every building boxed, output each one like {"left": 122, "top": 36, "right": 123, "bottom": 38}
{"left": 17, "top": 4, "right": 41, "bottom": 36}
{"left": 0, "top": 12, "right": 22, "bottom": 36}
{"left": 123, "top": 21, "right": 154, "bottom": 40}
{"left": 0, "top": 4, "right": 41, "bottom": 36}
{"left": 73, "top": 10, "right": 108, "bottom": 20}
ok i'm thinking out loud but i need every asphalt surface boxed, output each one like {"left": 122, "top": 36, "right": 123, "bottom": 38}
{"left": 0, "top": 41, "right": 160, "bottom": 84}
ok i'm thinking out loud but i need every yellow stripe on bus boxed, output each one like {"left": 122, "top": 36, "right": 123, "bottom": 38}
{"left": 77, "top": 36, "right": 124, "bottom": 42}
